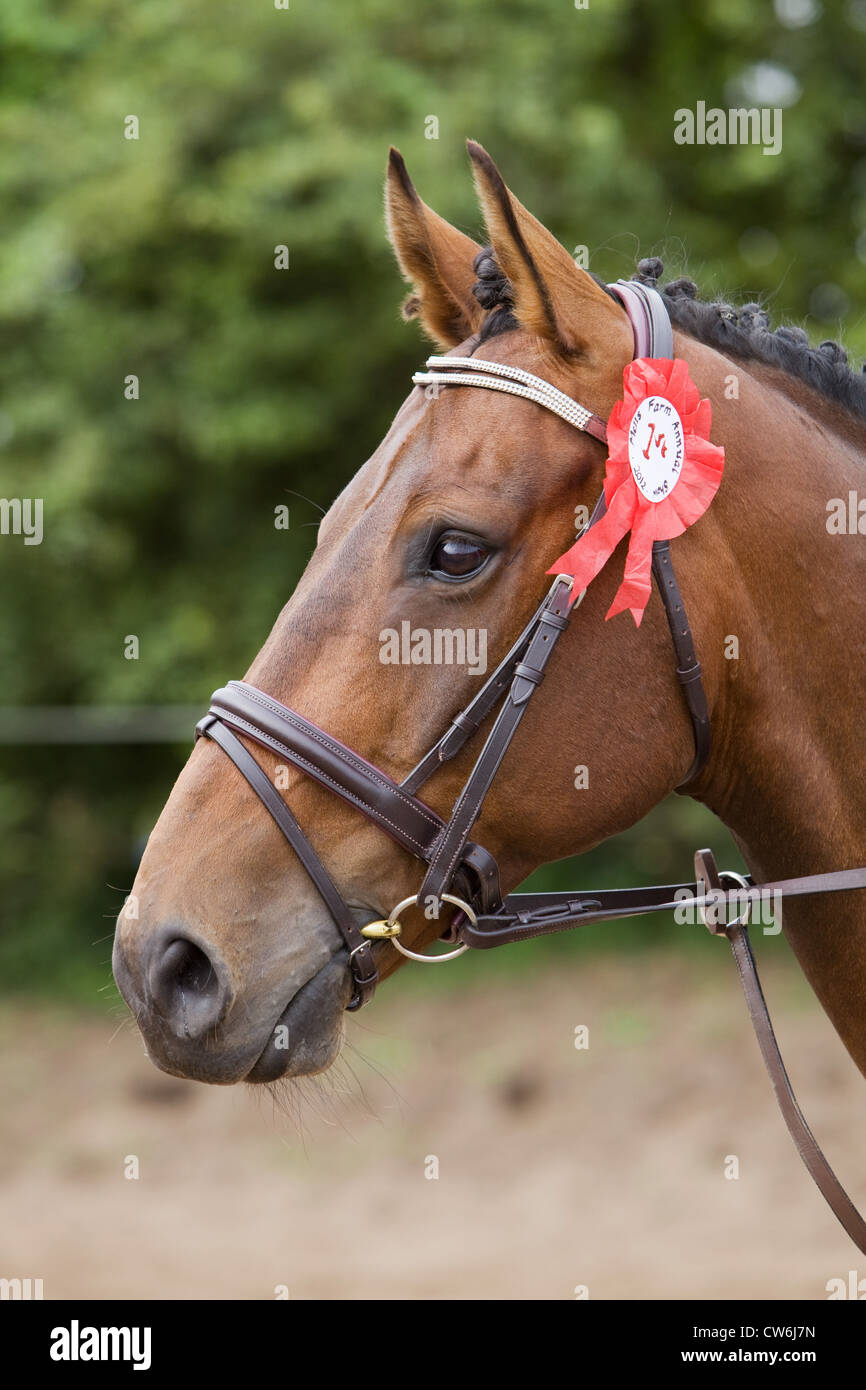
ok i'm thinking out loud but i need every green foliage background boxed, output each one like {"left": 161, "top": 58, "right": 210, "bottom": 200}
{"left": 1, "top": 0, "right": 864, "bottom": 998}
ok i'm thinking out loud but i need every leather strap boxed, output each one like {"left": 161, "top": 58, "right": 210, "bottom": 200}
{"left": 652, "top": 541, "right": 711, "bottom": 785}
{"left": 208, "top": 681, "right": 447, "bottom": 861}
{"left": 417, "top": 578, "right": 574, "bottom": 907}
{"left": 462, "top": 881, "right": 715, "bottom": 948}
{"left": 580, "top": 494, "right": 710, "bottom": 788}
{"left": 609, "top": 279, "right": 675, "bottom": 359}
{"left": 695, "top": 849, "right": 866, "bottom": 1255}
{"left": 583, "top": 414, "right": 608, "bottom": 443}
{"left": 195, "top": 715, "right": 378, "bottom": 1009}
{"left": 400, "top": 578, "right": 565, "bottom": 794}
{"left": 462, "top": 865, "right": 866, "bottom": 949}
{"left": 729, "top": 924, "right": 866, "bottom": 1253}
{"left": 459, "top": 850, "right": 866, "bottom": 1254}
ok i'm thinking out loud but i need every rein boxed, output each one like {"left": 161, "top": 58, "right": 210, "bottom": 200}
{"left": 195, "top": 278, "right": 866, "bottom": 1254}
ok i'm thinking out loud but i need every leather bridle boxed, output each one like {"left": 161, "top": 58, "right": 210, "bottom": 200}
{"left": 195, "top": 278, "right": 866, "bottom": 1253}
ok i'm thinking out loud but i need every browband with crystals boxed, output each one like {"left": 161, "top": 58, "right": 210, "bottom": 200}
{"left": 410, "top": 278, "right": 674, "bottom": 441}
{"left": 412, "top": 355, "right": 608, "bottom": 442}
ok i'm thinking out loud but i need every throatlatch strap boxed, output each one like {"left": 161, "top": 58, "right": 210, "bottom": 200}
{"left": 652, "top": 541, "right": 711, "bottom": 785}
{"left": 581, "top": 490, "right": 710, "bottom": 788}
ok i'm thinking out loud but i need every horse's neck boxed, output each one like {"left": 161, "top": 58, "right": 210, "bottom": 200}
{"left": 700, "top": 360, "right": 866, "bottom": 1074}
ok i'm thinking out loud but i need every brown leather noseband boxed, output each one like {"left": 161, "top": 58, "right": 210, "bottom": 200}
{"left": 194, "top": 278, "right": 866, "bottom": 1254}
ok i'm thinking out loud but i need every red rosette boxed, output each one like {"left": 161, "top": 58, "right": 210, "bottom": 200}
{"left": 548, "top": 358, "right": 725, "bottom": 625}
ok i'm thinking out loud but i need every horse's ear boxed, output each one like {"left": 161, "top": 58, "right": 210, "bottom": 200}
{"left": 466, "top": 141, "right": 631, "bottom": 363}
{"left": 385, "top": 147, "right": 484, "bottom": 348}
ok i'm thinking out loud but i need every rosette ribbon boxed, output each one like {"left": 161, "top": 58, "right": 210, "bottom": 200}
{"left": 548, "top": 358, "right": 725, "bottom": 625}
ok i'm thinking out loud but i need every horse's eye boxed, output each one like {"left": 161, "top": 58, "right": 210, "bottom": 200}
{"left": 429, "top": 533, "right": 490, "bottom": 580}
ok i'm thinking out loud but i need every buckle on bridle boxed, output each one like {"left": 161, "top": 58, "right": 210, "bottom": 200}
{"left": 694, "top": 848, "right": 753, "bottom": 936}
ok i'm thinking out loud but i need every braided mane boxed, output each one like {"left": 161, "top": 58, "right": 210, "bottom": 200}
{"left": 472, "top": 248, "right": 866, "bottom": 422}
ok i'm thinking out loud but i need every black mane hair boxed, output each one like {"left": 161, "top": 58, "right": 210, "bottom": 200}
{"left": 471, "top": 248, "right": 866, "bottom": 422}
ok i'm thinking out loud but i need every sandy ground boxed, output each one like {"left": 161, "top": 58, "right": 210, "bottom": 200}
{"left": 1, "top": 948, "right": 865, "bottom": 1301}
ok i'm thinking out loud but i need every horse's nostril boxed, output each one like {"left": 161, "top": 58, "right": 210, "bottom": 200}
{"left": 147, "top": 934, "right": 230, "bottom": 1040}
{"left": 172, "top": 939, "right": 213, "bottom": 994}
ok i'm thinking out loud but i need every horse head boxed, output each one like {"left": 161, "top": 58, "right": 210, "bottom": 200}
{"left": 112, "top": 144, "right": 768, "bottom": 1084}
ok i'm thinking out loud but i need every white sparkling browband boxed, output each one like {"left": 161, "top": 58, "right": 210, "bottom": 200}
{"left": 412, "top": 354, "right": 595, "bottom": 433}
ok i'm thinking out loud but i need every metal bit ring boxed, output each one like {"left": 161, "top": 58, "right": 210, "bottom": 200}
{"left": 378, "top": 892, "right": 473, "bottom": 963}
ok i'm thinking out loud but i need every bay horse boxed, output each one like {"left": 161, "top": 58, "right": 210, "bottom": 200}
{"left": 113, "top": 142, "right": 866, "bottom": 1241}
